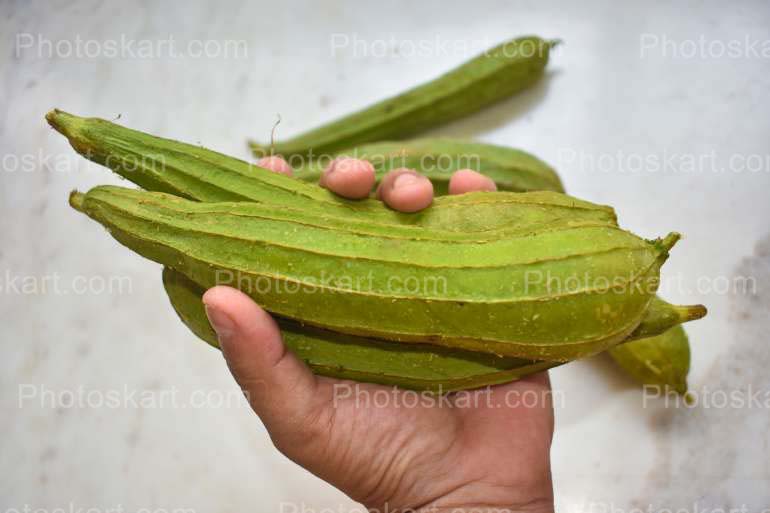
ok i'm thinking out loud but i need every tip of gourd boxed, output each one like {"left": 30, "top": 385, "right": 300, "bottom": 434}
{"left": 46, "top": 109, "right": 77, "bottom": 135}
{"left": 649, "top": 233, "right": 680, "bottom": 267}
{"left": 658, "top": 232, "right": 681, "bottom": 252}
{"left": 661, "top": 382, "right": 690, "bottom": 400}
{"left": 676, "top": 303, "right": 708, "bottom": 322}
{"left": 69, "top": 190, "right": 86, "bottom": 213}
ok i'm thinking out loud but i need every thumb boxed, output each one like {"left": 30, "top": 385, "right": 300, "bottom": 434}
{"left": 202, "top": 286, "right": 325, "bottom": 437}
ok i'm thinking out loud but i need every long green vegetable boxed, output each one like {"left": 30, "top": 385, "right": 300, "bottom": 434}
{"left": 69, "top": 185, "right": 700, "bottom": 361}
{"left": 47, "top": 110, "right": 568, "bottom": 232}
{"left": 248, "top": 36, "right": 556, "bottom": 157}
{"left": 165, "top": 261, "right": 701, "bottom": 375}
{"left": 163, "top": 267, "right": 556, "bottom": 391}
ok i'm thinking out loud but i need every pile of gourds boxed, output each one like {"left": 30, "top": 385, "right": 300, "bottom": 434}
{"left": 53, "top": 36, "right": 704, "bottom": 394}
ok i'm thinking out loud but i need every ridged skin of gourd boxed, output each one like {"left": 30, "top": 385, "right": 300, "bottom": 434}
{"left": 163, "top": 266, "right": 702, "bottom": 391}
{"left": 248, "top": 36, "right": 555, "bottom": 157}
{"left": 46, "top": 110, "right": 576, "bottom": 233}
{"left": 162, "top": 268, "right": 556, "bottom": 392}
{"left": 70, "top": 185, "right": 677, "bottom": 361}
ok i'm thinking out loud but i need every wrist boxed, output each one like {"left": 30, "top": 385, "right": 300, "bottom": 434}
{"left": 365, "top": 487, "right": 553, "bottom": 513}
{"left": 415, "top": 501, "right": 554, "bottom": 513}
{"left": 411, "top": 479, "right": 554, "bottom": 513}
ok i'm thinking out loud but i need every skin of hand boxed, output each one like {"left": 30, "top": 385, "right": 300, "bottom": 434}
{"left": 207, "top": 158, "right": 554, "bottom": 513}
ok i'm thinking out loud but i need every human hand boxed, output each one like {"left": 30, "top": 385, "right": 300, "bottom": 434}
{"left": 202, "top": 157, "right": 555, "bottom": 513}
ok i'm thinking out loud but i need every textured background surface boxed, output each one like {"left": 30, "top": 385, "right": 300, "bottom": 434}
{"left": 2, "top": 0, "right": 769, "bottom": 510}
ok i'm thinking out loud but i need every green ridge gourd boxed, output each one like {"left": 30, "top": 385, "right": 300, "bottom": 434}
{"left": 163, "top": 267, "right": 556, "bottom": 391}
{"left": 248, "top": 36, "right": 556, "bottom": 157}
{"left": 69, "top": 185, "right": 685, "bottom": 361}
{"left": 46, "top": 110, "right": 569, "bottom": 233}
{"left": 163, "top": 267, "right": 701, "bottom": 390}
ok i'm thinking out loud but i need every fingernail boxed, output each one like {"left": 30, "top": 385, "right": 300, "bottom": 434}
{"left": 393, "top": 173, "right": 421, "bottom": 190}
{"left": 204, "top": 304, "right": 236, "bottom": 343}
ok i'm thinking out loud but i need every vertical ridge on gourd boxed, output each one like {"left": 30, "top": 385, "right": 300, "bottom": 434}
{"left": 71, "top": 185, "right": 691, "bottom": 361}
{"left": 248, "top": 36, "right": 556, "bottom": 157}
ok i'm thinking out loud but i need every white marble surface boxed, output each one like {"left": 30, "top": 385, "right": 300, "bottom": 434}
{"left": 2, "top": 0, "right": 769, "bottom": 511}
